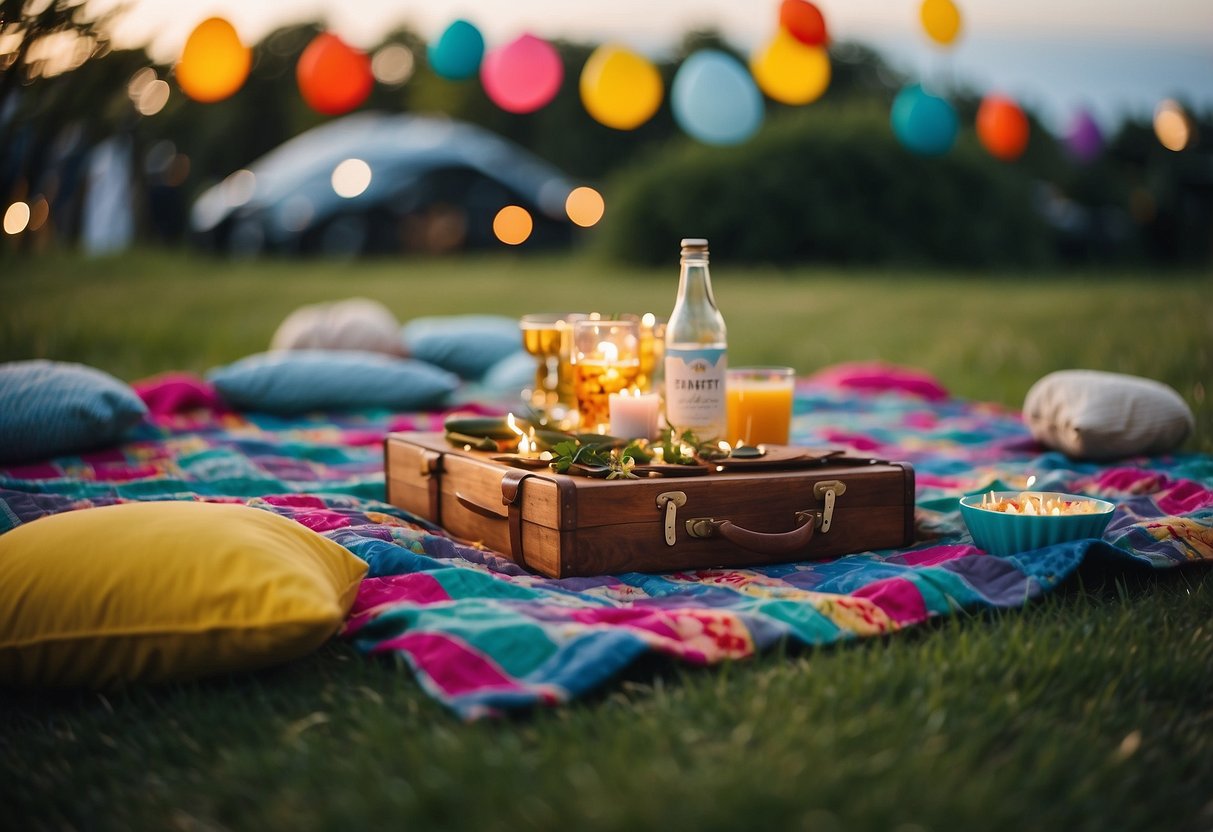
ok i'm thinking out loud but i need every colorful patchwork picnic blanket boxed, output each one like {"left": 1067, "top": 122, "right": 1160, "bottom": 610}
{"left": 1, "top": 367, "right": 1210, "bottom": 719}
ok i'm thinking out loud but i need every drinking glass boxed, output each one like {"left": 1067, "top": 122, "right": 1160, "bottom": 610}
{"left": 520, "top": 313, "right": 586, "bottom": 416}
{"left": 726, "top": 366, "right": 795, "bottom": 446}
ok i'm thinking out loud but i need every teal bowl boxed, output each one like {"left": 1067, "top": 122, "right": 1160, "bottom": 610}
{"left": 959, "top": 491, "right": 1115, "bottom": 556}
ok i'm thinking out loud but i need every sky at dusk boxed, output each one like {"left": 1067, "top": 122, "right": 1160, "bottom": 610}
{"left": 96, "top": 0, "right": 1213, "bottom": 132}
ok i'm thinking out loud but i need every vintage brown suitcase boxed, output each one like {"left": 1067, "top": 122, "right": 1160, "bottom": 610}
{"left": 384, "top": 432, "right": 915, "bottom": 578}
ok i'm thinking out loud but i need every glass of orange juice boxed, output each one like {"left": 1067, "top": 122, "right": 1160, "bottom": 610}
{"left": 726, "top": 366, "right": 795, "bottom": 446}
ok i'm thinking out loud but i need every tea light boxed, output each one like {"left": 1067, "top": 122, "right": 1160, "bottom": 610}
{"left": 608, "top": 388, "right": 660, "bottom": 440}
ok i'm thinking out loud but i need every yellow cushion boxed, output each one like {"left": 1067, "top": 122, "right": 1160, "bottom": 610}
{"left": 0, "top": 501, "right": 368, "bottom": 688}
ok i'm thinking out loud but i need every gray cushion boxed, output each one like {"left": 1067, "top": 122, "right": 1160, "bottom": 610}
{"left": 1024, "top": 370, "right": 1194, "bottom": 460}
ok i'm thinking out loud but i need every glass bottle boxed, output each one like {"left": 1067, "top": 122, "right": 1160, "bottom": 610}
{"left": 663, "top": 238, "right": 727, "bottom": 439}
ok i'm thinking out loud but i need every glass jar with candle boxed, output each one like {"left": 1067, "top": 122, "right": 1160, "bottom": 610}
{"left": 571, "top": 319, "right": 640, "bottom": 433}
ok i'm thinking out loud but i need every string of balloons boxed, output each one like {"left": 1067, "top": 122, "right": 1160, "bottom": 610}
{"left": 173, "top": 0, "right": 1104, "bottom": 163}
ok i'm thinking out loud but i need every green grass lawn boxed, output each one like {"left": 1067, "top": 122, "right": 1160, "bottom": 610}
{"left": 2, "top": 250, "right": 1212, "bottom": 831}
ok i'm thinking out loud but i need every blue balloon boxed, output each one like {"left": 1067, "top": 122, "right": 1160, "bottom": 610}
{"left": 671, "top": 50, "right": 764, "bottom": 146}
{"left": 428, "top": 19, "right": 484, "bottom": 80}
{"left": 890, "top": 84, "right": 958, "bottom": 156}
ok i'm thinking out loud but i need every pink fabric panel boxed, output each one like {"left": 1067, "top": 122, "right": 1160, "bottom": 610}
{"left": 133, "top": 372, "right": 228, "bottom": 415}
{"left": 807, "top": 362, "right": 950, "bottom": 401}
{"left": 852, "top": 577, "right": 928, "bottom": 626}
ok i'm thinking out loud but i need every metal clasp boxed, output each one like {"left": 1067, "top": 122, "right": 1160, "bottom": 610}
{"left": 656, "top": 491, "right": 687, "bottom": 546}
{"left": 810, "top": 479, "right": 845, "bottom": 533}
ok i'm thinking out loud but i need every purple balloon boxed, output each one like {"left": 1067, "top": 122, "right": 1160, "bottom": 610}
{"left": 1065, "top": 110, "right": 1103, "bottom": 163}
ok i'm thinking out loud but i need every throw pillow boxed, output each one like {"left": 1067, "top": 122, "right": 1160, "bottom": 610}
{"left": 270, "top": 297, "right": 405, "bottom": 356}
{"left": 0, "top": 360, "right": 148, "bottom": 464}
{"left": 208, "top": 350, "right": 459, "bottom": 414}
{"left": 1023, "top": 369, "right": 1194, "bottom": 460}
{"left": 401, "top": 315, "right": 523, "bottom": 380}
{"left": 0, "top": 501, "right": 368, "bottom": 688}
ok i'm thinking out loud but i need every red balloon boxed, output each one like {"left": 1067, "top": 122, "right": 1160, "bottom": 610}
{"left": 297, "top": 33, "right": 373, "bottom": 116}
{"left": 779, "top": 0, "right": 829, "bottom": 46}
{"left": 976, "top": 94, "right": 1030, "bottom": 161}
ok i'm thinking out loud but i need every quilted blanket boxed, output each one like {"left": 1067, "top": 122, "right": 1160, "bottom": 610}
{"left": 2, "top": 369, "right": 1210, "bottom": 719}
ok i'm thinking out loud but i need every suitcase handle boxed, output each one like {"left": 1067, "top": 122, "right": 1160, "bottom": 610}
{"left": 685, "top": 515, "right": 817, "bottom": 555}
{"left": 684, "top": 479, "right": 845, "bottom": 554}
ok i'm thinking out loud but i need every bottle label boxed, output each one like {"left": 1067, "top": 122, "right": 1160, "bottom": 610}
{"left": 664, "top": 347, "right": 726, "bottom": 437}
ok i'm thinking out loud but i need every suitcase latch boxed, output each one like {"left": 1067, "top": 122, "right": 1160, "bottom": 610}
{"left": 656, "top": 491, "right": 687, "bottom": 546}
{"left": 809, "top": 480, "right": 846, "bottom": 533}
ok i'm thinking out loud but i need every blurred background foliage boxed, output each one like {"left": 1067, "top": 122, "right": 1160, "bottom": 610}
{"left": 1, "top": 0, "right": 1210, "bottom": 267}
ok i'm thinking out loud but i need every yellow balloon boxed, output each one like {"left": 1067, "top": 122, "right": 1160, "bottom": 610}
{"left": 175, "top": 17, "right": 252, "bottom": 103}
{"left": 579, "top": 44, "right": 663, "bottom": 131}
{"left": 920, "top": 0, "right": 962, "bottom": 46}
{"left": 750, "top": 26, "right": 830, "bottom": 106}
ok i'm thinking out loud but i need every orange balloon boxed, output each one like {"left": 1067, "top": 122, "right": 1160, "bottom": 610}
{"left": 976, "top": 94, "right": 1029, "bottom": 161}
{"left": 175, "top": 18, "right": 251, "bottom": 103}
{"left": 297, "top": 33, "right": 374, "bottom": 116}
{"left": 779, "top": 0, "right": 828, "bottom": 46}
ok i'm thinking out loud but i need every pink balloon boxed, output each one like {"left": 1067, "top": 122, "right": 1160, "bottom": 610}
{"left": 480, "top": 34, "right": 563, "bottom": 114}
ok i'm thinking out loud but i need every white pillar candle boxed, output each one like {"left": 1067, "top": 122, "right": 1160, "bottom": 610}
{"left": 609, "top": 390, "right": 660, "bottom": 440}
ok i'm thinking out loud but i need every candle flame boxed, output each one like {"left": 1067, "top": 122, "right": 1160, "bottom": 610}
{"left": 1025, "top": 475, "right": 1037, "bottom": 490}
{"left": 506, "top": 413, "right": 524, "bottom": 437}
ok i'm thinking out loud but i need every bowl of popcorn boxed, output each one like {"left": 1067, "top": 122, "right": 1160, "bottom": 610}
{"left": 958, "top": 488, "right": 1116, "bottom": 557}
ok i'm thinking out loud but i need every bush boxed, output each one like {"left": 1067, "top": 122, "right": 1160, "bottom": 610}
{"left": 597, "top": 103, "right": 1057, "bottom": 268}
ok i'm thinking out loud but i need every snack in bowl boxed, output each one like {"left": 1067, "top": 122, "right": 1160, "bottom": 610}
{"left": 959, "top": 490, "right": 1115, "bottom": 557}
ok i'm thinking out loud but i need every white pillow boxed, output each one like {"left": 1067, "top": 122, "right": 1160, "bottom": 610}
{"left": 1024, "top": 370, "right": 1194, "bottom": 460}
{"left": 270, "top": 298, "right": 404, "bottom": 356}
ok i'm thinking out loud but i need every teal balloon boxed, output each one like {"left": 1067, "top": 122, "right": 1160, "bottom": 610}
{"left": 671, "top": 50, "right": 764, "bottom": 146}
{"left": 891, "top": 84, "right": 958, "bottom": 156}
{"left": 429, "top": 19, "right": 484, "bottom": 80}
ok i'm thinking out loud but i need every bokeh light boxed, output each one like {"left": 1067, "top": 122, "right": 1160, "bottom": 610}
{"left": 565, "top": 186, "right": 605, "bottom": 227}
{"left": 127, "top": 67, "right": 157, "bottom": 102}
{"left": 136, "top": 79, "right": 170, "bottom": 116}
{"left": 332, "top": 158, "right": 372, "bottom": 198}
{"left": 4, "top": 202, "right": 31, "bottom": 235}
{"left": 493, "top": 205, "right": 533, "bottom": 245}
{"left": 372, "top": 44, "right": 414, "bottom": 86}
{"left": 28, "top": 196, "right": 50, "bottom": 232}
{"left": 1153, "top": 100, "right": 1191, "bottom": 152}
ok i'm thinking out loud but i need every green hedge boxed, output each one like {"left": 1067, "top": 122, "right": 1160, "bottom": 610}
{"left": 596, "top": 104, "right": 1056, "bottom": 268}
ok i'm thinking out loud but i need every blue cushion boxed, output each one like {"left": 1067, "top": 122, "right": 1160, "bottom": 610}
{"left": 401, "top": 315, "right": 522, "bottom": 380}
{"left": 480, "top": 349, "right": 536, "bottom": 394}
{"left": 0, "top": 360, "right": 148, "bottom": 463}
{"left": 208, "top": 350, "right": 459, "bottom": 414}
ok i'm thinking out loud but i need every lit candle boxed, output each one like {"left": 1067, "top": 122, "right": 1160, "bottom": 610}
{"left": 608, "top": 388, "right": 660, "bottom": 440}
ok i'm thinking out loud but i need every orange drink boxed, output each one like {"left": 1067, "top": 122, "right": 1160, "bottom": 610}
{"left": 726, "top": 367, "right": 795, "bottom": 446}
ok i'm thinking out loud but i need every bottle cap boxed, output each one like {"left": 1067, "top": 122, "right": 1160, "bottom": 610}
{"left": 680, "top": 238, "right": 709, "bottom": 252}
